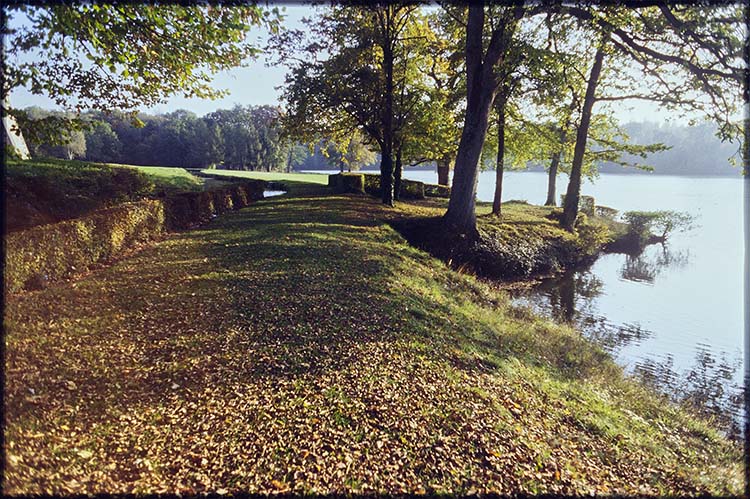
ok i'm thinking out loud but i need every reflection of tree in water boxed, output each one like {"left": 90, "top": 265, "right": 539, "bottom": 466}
{"left": 634, "top": 347, "right": 744, "bottom": 440}
{"left": 581, "top": 318, "right": 651, "bottom": 354}
{"left": 620, "top": 244, "right": 690, "bottom": 284}
{"left": 516, "top": 249, "right": 742, "bottom": 439}
{"left": 536, "top": 269, "right": 603, "bottom": 323}
{"left": 527, "top": 269, "right": 653, "bottom": 353}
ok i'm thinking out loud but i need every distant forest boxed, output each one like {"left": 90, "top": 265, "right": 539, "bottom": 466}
{"left": 586, "top": 121, "right": 740, "bottom": 177}
{"left": 19, "top": 106, "right": 739, "bottom": 177}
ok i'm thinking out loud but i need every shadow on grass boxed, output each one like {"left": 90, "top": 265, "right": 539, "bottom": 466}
{"left": 5, "top": 192, "right": 612, "bottom": 430}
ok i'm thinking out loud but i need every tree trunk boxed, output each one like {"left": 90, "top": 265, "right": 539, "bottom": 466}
{"left": 545, "top": 151, "right": 560, "bottom": 206}
{"left": 444, "top": 3, "right": 519, "bottom": 234}
{"left": 394, "top": 146, "right": 403, "bottom": 201}
{"left": 436, "top": 155, "right": 450, "bottom": 186}
{"left": 444, "top": 87, "right": 495, "bottom": 233}
{"left": 380, "top": 146, "right": 394, "bottom": 205}
{"left": 380, "top": 14, "right": 395, "bottom": 207}
{"left": 562, "top": 39, "right": 607, "bottom": 231}
{"left": 559, "top": 273, "right": 576, "bottom": 323}
{"left": 491, "top": 96, "right": 506, "bottom": 216}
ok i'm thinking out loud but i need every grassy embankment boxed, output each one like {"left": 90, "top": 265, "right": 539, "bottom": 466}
{"left": 4, "top": 159, "right": 224, "bottom": 232}
{"left": 4, "top": 166, "right": 741, "bottom": 495}
{"left": 199, "top": 169, "right": 329, "bottom": 185}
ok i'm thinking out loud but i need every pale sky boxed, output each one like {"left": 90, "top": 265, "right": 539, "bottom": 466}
{"left": 7, "top": 4, "right": 722, "bottom": 125}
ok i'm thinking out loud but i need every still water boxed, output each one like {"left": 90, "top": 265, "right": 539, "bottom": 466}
{"left": 394, "top": 169, "right": 745, "bottom": 436}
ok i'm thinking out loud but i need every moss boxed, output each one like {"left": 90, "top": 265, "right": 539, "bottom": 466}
{"left": 329, "top": 173, "right": 365, "bottom": 194}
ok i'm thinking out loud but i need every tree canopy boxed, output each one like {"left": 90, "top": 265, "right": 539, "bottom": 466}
{"left": 3, "top": 3, "right": 280, "bottom": 141}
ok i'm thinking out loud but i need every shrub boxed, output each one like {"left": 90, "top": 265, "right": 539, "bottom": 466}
{"left": 358, "top": 173, "right": 426, "bottom": 199}
{"left": 595, "top": 205, "right": 619, "bottom": 220}
{"left": 400, "top": 179, "right": 425, "bottom": 199}
{"left": 560, "top": 194, "right": 595, "bottom": 216}
{"left": 362, "top": 174, "right": 381, "bottom": 196}
{"left": 622, "top": 210, "right": 696, "bottom": 248}
{"left": 424, "top": 183, "right": 450, "bottom": 198}
{"left": 5, "top": 179, "right": 267, "bottom": 293}
{"left": 329, "top": 173, "right": 365, "bottom": 194}
{"left": 5, "top": 159, "right": 155, "bottom": 232}
{"left": 5, "top": 200, "right": 165, "bottom": 294}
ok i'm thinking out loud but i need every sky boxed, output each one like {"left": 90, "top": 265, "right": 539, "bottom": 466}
{"left": 6, "top": 4, "right": 722, "bottom": 125}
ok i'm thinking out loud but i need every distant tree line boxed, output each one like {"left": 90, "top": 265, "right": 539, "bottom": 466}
{"left": 19, "top": 104, "right": 736, "bottom": 178}
{"left": 596, "top": 122, "right": 740, "bottom": 176}
{"left": 18, "top": 105, "right": 353, "bottom": 172}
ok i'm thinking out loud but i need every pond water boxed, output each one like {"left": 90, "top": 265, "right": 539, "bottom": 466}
{"left": 263, "top": 190, "right": 287, "bottom": 198}
{"left": 348, "top": 168, "right": 745, "bottom": 437}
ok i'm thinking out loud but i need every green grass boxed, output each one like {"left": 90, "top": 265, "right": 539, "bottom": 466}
{"left": 5, "top": 158, "right": 157, "bottom": 231}
{"left": 4, "top": 190, "right": 741, "bottom": 495}
{"left": 115, "top": 164, "right": 203, "bottom": 192}
{"left": 201, "top": 169, "right": 330, "bottom": 185}
{"left": 4, "top": 159, "right": 239, "bottom": 232}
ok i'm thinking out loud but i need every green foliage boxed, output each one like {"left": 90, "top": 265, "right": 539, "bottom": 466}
{"left": 357, "top": 174, "right": 425, "bottom": 200}
{"left": 624, "top": 210, "right": 696, "bottom": 244}
{"left": 622, "top": 211, "right": 661, "bottom": 246}
{"left": 423, "top": 183, "right": 451, "bottom": 198}
{"left": 321, "top": 132, "right": 377, "bottom": 172}
{"left": 5, "top": 200, "right": 166, "bottom": 294}
{"left": 329, "top": 173, "right": 365, "bottom": 194}
{"left": 21, "top": 105, "right": 300, "bottom": 171}
{"left": 85, "top": 121, "right": 122, "bottom": 163}
{"left": 5, "top": 159, "right": 156, "bottom": 231}
{"left": 4, "top": 4, "right": 280, "bottom": 118}
{"left": 205, "top": 105, "right": 289, "bottom": 171}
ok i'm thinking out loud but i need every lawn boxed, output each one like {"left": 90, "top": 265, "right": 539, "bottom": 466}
{"left": 201, "top": 169, "right": 330, "bottom": 185}
{"left": 4, "top": 188, "right": 741, "bottom": 495}
{"left": 4, "top": 159, "right": 229, "bottom": 231}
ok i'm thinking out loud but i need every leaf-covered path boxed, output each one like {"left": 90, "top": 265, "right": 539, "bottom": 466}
{"left": 4, "top": 191, "right": 742, "bottom": 495}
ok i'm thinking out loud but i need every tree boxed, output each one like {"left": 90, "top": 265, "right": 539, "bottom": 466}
{"left": 443, "top": 3, "right": 531, "bottom": 233}
{"left": 19, "top": 106, "right": 87, "bottom": 160}
{"left": 322, "top": 133, "right": 377, "bottom": 173}
{"left": 443, "top": 2, "right": 742, "bottom": 235}
{"left": 3, "top": 4, "right": 280, "bottom": 142}
{"left": 84, "top": 121, "right": 121, "bottom": 163}
{"left": 557, "top": 4, "right": 743, "bottom": 230}
{"left": 275, "top": 3, "right": 424, "bottom": 206}
{"left": 401, "top": 7, "right": 466, "bottom": 187}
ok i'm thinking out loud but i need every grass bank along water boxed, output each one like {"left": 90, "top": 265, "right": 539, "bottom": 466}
{"left": 392, "top": 198, "right": 625, "bottom": 282}
{"left": 4, "top": 176, "right": 741, "bottom": 494}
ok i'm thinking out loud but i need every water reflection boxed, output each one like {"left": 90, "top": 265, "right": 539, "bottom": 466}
{"left": 531, "top": 270, "right": 603, "bottom": 323}
{"left": 511, "top": 244, "right": 743, "bottom": 440}
{"left": 620, "top": 245, "right": 690, "bottom": 284}
{"left": 633, "top": 348, "right": 744, "bottom": 440}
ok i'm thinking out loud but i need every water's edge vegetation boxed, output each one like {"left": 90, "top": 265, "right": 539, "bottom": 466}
{"left": 3, "top": 163, "right": 741, "bottom": 494}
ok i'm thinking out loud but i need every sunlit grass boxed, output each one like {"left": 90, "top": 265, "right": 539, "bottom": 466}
{"left": 201, "top": 169, "right": 330, "bottom": 185}
{"left": 4, "top": 191, "right": 741, "bottom": 495}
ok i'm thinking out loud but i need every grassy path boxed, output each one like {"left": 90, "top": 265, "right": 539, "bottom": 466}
{"left": 4, "top": 189, "right": 741, "bottom": 494}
